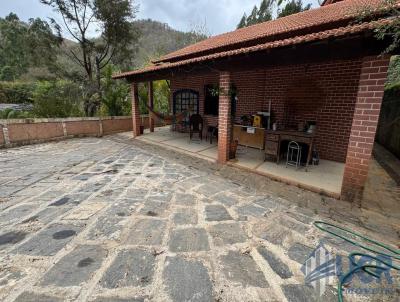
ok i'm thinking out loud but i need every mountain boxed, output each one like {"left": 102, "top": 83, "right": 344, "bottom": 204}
{"left": 130, "top": 19, "right": 207, "bottom": 68}
{"left": 57, "top": 19, "right": 206, "bottom": 78}
{"left": 0, "top": 15, "right": 206, "bottom": 82}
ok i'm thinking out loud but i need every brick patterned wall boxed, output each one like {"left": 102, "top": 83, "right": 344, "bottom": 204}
{"left": 341, "top": 55, "right": 390, "bottom": 202}
{"left": 262, "top": 61, "right": 363, "bottom": 162}
{"left": 148, "top": 81, "right": 155, "bottom": 132}
{"left": 65, "top": 120, "right": 100, "bottom": 136}
{"left": 131, "top": 82, "right": 141, "bottom": 137}
{"left": 0, "top": 125, "right": 4, "bottom": 146}
{"left": 170, "top": 58, "right": 364, "bottom": 163}
{"left": 171, "top": 72, "right": 219, "bottom": 127}
{"left": 102, "top": 118, "right": 133, "bottom": 134}
{"left": 8, "top": 122, "right": 65, "bottom": 142}
{"left": 217, "top": 71, "right": 232, "bottom": 163}
{"left": 0, "top": 117, "right": 133, "bottom": 148}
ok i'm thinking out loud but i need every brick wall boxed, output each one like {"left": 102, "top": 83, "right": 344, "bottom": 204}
{"left": 102, "top": 118, "right": 133, "bottom": 134}
{"left": 171, "top": 72, "right": 219, "bottom": 127}
{"left": 0, "top": 117, "right": 133, "bottom": 148}
{"left": 217, "top": 71, "right": 232, "bottom": 163}
{"left": 170, "top": 58, "right": 364, "bottom": 163}
{"left": 0, "top": 125, "right": 4, "bottom": 146}
{"left": 8, "top": 122, "right": 65, "bottom": 142}
{"left": 263, "top": 61, "right": 363, "bottom": 162}
{"left": 341, "top": 56, "right": 390, "bottom": 202}
{"left": 131, "top": 82, "right": 141, "bottom": 137}
{"left": 65, "top": 120, "right": 100, "bottom": 137}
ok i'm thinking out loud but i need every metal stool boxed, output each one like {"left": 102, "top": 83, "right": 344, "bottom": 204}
{"left": 286, "top": 141, "right": 302, "bottom": 169}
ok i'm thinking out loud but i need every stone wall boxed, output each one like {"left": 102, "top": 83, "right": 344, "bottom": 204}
{"left": 0, "top": 116, "right": 141, "bottom": 148}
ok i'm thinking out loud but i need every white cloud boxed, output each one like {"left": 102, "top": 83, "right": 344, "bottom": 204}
{"left": 1, "top": 0, "right": 321, "bottom": 36}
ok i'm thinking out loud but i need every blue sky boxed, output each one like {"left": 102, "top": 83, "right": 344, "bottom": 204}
{"left": 0, "top": 0, "right": 321, "bottom": 36}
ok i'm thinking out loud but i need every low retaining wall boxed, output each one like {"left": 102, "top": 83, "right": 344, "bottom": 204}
{"left": 0, "top": 116, "right": 139, "bottom": 148}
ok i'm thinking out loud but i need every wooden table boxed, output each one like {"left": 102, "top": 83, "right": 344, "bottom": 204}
{"left": 265, "top": 130, "right": 315, "bottom": 171}
{"left": 233, "top": 125, "right": 265, "bottom": 150}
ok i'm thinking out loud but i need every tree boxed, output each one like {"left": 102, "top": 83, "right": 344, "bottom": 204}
{"left": 247, "top": 6, "right": 259, "bottom": 26}
{"left": 188, "top": 18, "right": 210, "bottom": 44}
{"left": 0, "top": 13, "right": 61, "bottom": 81}
{"left": 278, "top": 0, "right": 311, "bottom": 18}
{"left": 370, "top": 0, "right": 400, "bottom": 54}
{"left": 236, "top": 0, "right": 312, "bottom": 29}
{"left": 258, "top": 0, "right": 274, "bottom": 22}
{"left": 40, "top": 0, "right": 139, "bottom": 116}
{"left": 387, "top": 56, "right": 400, "bottom": 87}
{"left": 32, "top": 80, "right": 84, "bottom": 117}
{"left": 100, "top": 64, "right": 130, "bottom": 116}
{"left": 237, "top": 13, "right": 247, "bottom": 29}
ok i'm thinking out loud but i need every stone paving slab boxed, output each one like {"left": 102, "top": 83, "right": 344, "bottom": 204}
{"left": 100, "top": 249, "right": 155, "bottom": 288}
{"left": 90, "top": 297, "right": 146, "bottom": 302}
{"left": 14, "top": 223, "right": 83, "bottom": 256}
{"left": 163, "top": 256, "right": 213, "bottom": 302}
{"left": 124, "top": 218, "right": 166, "bottom": 246}
{"left": 14, "top": 292, "right": 64, "bottom": 302}
{"left": 219, "top": 250, "right": 269, "bottom": 288}
{"left": 204, "top": 204, "right": 232, "bottom": 221}
{"left": 173, "top": 208, "right": 198, "bottom": 225}
{"left": 0, "top": 136, "right": 397, "bottom": 302}
{"left": 39, "top": 245, "right": 107, "bottom": 286}
{"left": 169, "top": 228, "right": 210, "bottom": 252}
{"left": 208, "top": 222, "right": 247, "bottom": 246}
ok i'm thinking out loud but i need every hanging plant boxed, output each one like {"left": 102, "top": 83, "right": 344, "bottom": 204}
{"left": 209, "top": 84, "right": 219, "bottom": 97}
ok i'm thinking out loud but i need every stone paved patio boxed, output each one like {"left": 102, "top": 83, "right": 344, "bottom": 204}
{"left": 0, "top": 135, "right": 398, "bottom": 302}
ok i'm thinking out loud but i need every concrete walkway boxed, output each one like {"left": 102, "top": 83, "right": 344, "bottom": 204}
{"left": 0, "top": 135, "right": 398, "bottom": 302}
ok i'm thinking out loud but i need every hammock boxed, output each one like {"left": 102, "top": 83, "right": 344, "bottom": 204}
{"left": 145, "top": 103, "right": 188, "bottom": 124}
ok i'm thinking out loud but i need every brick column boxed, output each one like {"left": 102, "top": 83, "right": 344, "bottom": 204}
{"left": 148, "top": 81, "right": 155, "bottom": 132}
{"left": 131, "top": 82, "right": 141, "bottom": 137}
{"left": 217, "top": 71, "right": 232, "bottom": 164}
{"left": 341, "top": 55, "right": 390, "bottom": 203}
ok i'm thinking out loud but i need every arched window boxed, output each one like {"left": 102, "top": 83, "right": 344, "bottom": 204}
{"left": 173, "top": 89, "right": 199, "bottom": 116}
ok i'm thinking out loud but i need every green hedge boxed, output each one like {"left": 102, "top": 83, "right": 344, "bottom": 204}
{"left": 377, "top": 82, "right": 400, "bottom": 158}
{"left": 0, "top": 81, "right": 36, "bottom": 104}
{"left": 384, "top": 81, "right": 400, "bottom": 95}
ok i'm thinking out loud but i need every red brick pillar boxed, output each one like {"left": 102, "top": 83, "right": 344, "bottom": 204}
{"left": 217, "top": 71, "right": 232, "bottom": 164}
{"left": 148, "top": 81, "right": 155, "bottom": 132}
{"left": 131, "top": 82, "right": 141, "bottom": 137}
{"left": 341, "top": 55, "right": 390, "bottom": 202}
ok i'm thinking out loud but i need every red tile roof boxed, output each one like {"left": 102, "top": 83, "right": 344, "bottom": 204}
{"left": 155, "top": 0, "right": 385, "bottom": 63}
{"left": 113, "top": 0, "right": 395, "bottom": 79}
{"left": 112, "top": 19, "right": 390, "bottom": 79}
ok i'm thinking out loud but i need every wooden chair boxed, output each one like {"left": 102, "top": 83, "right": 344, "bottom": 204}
{"left": 205, "top": 123, "right": 218, "bottom": 144}
{"left": 189, "top": 114, "right": 203, "bottom": 140}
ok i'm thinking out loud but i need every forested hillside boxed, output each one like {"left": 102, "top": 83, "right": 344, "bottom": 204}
{"left": 0, "top": 10, "right": 205, "bottom": 118}
{"left": 132, "top": 19, "right": 206, "bottom": 68}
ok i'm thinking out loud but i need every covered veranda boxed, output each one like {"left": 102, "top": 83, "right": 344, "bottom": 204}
{"left": 113, "top": 0, "right": 394, "bottom": 202}
{"left": 137, "top": 126, "right": 345, "bottom": 197}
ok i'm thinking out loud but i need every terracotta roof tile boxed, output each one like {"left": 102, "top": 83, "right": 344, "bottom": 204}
{"left": 155, "top": 0, "right": 385, "bottom": 63}
{"left": 112, "top": 19, "right": 390, "bottom": 80}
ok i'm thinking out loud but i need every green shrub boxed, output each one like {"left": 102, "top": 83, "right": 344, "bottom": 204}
{"left": 138, "top": 80, "right": 170, "bottom": 115}
{"left": 32, "top": 80, "right": 84, "bottom": 118}
{"left": 0, "top": 81, "right": 36, "bottom": 103}
{"left": 385, "top": 81, "right": 400, "bottom": 95}
{"left": 0, "top": 108, "right": 34, "bottom": 119}
{"left": 100, "top": 65, "right": 130, "bottom": 116}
